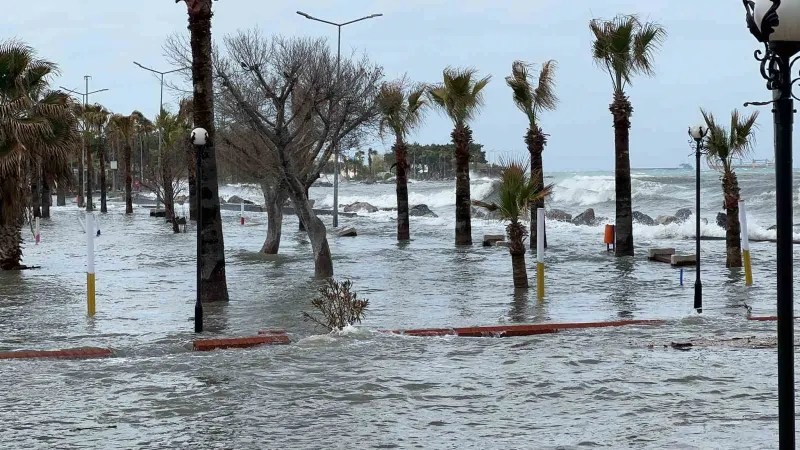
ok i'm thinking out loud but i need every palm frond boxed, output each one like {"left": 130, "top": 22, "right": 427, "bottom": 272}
{"left": 428, "top": 66, "right": 491, "bottom": 126}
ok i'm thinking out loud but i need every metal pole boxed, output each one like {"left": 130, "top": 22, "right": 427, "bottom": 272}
{"left": 195, "top": 142, "right": 204, "bottom": 333}
{"left": 694, "top": 141, "right": 702, "bottom": 313}
{"left": 84, "top": 77, "right": 89, "bottom": 207}
{"left": 332, "top": 25, "right": 341, "bottom": 228}
{"left": 156, "top": 74, "right": 164, "bottom": 211}
{"left": 773, "top": 45, "right": 795, "bottom": 449}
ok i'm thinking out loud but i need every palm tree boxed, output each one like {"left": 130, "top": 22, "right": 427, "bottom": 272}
{"left": 590, "top": 15, "right": 666, "bottom": 256}
{"left": 109, "top": 111, "right": 144, "bottom": 214}
{"left": 428, "top": 67, "right": 491, "bottom": 245}
{"left": 505, "top": 60, "right": 558, "bottom": 249}
{"left": 0, "top": 40, "right": 78, "bottom": 270}
{"left": 377, "top": 80, "right": 428, "bottom": 241}
{"left": 702, "top": 108, "right": 758, "bottom": 268}
{"left": 179, "top": 0, "right": 229, "bottom": 302}
{"left": 83, "top": 104, "right": 111, "bottom": 213}
{"left": 472, "top": 162, "right": 552, "bottom": 288}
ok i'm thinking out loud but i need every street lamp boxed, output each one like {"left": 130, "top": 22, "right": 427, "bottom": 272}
{"left": 191, "top": 127, "right": 206, "bottom": 333}
{"left": 688, "top": 125, "right": 708, "bottom": 313}
{"left": 133, "top": 62, "right": 190, "bottom": 210}
{"left": 296, "top": 10, "right": 383, "bottom": 228}
{"left": 743, "top": 1, "right": 798, "bottom": 447}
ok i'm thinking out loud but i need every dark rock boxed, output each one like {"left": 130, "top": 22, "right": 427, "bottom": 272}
{"left": 343, "top": 202, "right": 378, "bottom": 213}
{"left": 657, "top": 215, "right": 677, "bottom": 226}
{"left": 675, "top": 208, "right": 693, "bottom": 223}
{"left": 315, "top": 181, "right": 333, "bottom": 187}
{"left": 716, "top": 212, "right": 728, "bottom": 230}
{"left": 150, "top": 209, "right": 166, "bottom": 217}
{"left": 632, "top": 211, "right": 656, "bottom": 226}
{"left": 337, "top": 227, "right": 357, "bottom": 237}
{"left": 228, "top": 195, "right": 253, "bottom": 205}
{"left": 380, "top": 207, "right": 398, "bottom": 212}
{"left": 571, "top": 208, "right": 597, "bottom": 226}
{"left": 409, "top": 204, "right": 438, "bottom": 218}
{"left": 546, "top": 209, "right": 572, "bottom": 222}
{"left": 768, "top": 225, "right": 777, "bottom": 231}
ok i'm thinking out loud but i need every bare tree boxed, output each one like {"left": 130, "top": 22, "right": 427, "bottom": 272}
{"left": 215, "top": 31, "right": 382, "bottom": 277}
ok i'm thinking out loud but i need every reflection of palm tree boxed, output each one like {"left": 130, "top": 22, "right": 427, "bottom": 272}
{"left": 0, "top": 40, "right": 78, "bottom": 269}
{"left": 473, "top": 161, "right": 552, "bottom": 288}
{"left": 702, "top": 108, "right": 758, "bottom": 268}
{"left": 429, "top": 67, "right": 491, "bottom": 246}
{"left": 590, "top": 14, "right": 666, "bottom": 256}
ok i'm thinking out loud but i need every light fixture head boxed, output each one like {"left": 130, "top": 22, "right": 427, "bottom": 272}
{"left": 688, "top": 125, "right": 708, "bottom": 140}
{"left": 745, "top": 0, "right": 800, "bottom": 42}
{"left": 191, "top": 127, "right": 208, "bottom": 146}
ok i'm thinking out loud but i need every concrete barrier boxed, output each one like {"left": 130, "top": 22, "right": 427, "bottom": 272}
{"left": 0, "top": 347, "right": 112, "bottom": 360}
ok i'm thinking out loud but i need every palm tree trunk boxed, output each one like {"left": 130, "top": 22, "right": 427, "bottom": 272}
{"left": 31, "top": 162, "right": 41, "bottom": 218}
{"left": 186, "top": 0, "right": 229, "bottom": 302}
{"left": 508, "top": 222, "right": 529, "bottom": 288}
{"left": 0, "top": 201, "right": 23, "bottom": 270}
{"left": 395, "top": 139, "right": 411, "bottom": 241}
{"left": 452, "top": 124, "right": 473, "bottom": 246}
{"left": 124, "top": 142, "right": 133, "bottom": 214}
{"left": 723, "top": 170, "right": 743, "bottom": 267}
{"left": 41, "top": 175, "right": 51, "bottom": 219}
{"left": 526, "top": 126, "right": 547, "bottom": 249}
{"left": 610, "top": 91, "right": 634, "bottom": 256}
{"left": 85, "top": 139, "right": 93, "bottom": 211}
{"left": 260, "top": 182, "right": 286, "bottom": 254}
{"left": 99, "top": 144, "right": 107, "bottom": 213}
{"left": 76, "top": 153, "right": 84, "bottom": 207}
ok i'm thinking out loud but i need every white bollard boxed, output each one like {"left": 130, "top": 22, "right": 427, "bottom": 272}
{"left": 739, "top": 200, "right": 753, "bottom": 286}
{"left": 536, "top": 207, "right": 545, "bottom": 299}
{"left": 86, "top": 214, "right": 96, "bottom": 315}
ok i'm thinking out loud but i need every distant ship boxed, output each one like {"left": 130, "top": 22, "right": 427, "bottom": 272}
{"left": 679, "top": 163, "right": 693, "bottom": 170}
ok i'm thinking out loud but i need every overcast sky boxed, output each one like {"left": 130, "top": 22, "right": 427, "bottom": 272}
{"left": 2, "top": 0, "right": 778, "bottom": 171}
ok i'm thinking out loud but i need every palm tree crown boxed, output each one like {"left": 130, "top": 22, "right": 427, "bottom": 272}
{"left": 472, "top": 161, "right": 552, "bottom": 225}
{"left": 428, "top": 67, "right": 491, "bottom": 127}
{"left": 506, "top": 60, "right": 558, "bottom": 126}
{"left": 377, "top": 80, "right": 427, "bottom": 140}
{"left": 701, "top": 108, "right": 759, "bottom": 172}
{"left": 589, "top": 15, "right": 666, "bottom": 94}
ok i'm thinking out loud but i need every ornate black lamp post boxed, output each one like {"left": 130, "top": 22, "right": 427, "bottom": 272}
{"left": 743, "top": 1, "right": 797, "bottom": 447}
{"left": 688, "top": 125, "right": 708, "bottom": 313}
{"left": 191, "top": 127, "right": 207, "bottom": 333}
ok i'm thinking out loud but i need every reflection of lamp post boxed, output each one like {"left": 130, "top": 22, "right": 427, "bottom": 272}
{"left": 191, "top": 127, "right": 207, "bottom": 333}
{"left": 296, "top": 10, "right": 383, "bottom": 227}
{"left": 742, "top": 2, "right": 798, "bottom": 446}
{"left": 688, "top": 125, "right": 708, "bottom": 313}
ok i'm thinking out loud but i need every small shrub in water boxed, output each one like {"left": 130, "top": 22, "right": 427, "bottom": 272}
{"left": 302, "top": 278, "right": 369, "bottom": 331}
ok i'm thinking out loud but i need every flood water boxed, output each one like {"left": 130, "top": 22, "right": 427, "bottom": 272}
{"left": 1, "top": 169, "right": 799, "bottom": 449}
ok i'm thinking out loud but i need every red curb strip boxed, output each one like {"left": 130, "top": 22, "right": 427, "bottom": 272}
{"left": 193, "top": 334, "right": 290, "bottom": 351}
{"left": 0, "top": 347, "right": 112, "bottom": 360}
{"left": 391, "top": 319, "right": 664, "bottom": 337}
{"left": 746, "top": 316, "right": 800, "bottom": 321}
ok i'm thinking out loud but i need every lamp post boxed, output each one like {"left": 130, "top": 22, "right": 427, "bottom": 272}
{"left": 296, "top": 10, "right": 383, "bottom": 228}
{"left": 688, "top": 125, "right": 708, "bottom": 313}
{"left": 133, "top": 62, "right": 190, "bottom": 211}
{"left": 743, "top": 1, "right": 798, "bottom": 447}
{"left": 191, "top": 127, "right": 206, "bottom": 333}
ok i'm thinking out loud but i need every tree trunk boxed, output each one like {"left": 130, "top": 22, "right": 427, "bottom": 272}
{"left": 85, "top": 139, "right": 93, "bottom": 211}
{"left": 56, "top": 183, "right": 66, "bottom": 206}
{"left": 298, "top": 186, "right": 310, "bottom": 232}
{"left": 452, "top": 124, "right": 473, "bottom": 246}
{"left": 526, "top": 126, "right": 547, "bottom": 249}
{"left": 41, "top": 175, "right": 51, "bottom": 219}
{"left": 508, "top": 222, "right": 529, "bottom": 289}
{"left": 260, "top": 182, "right": 286, "bottom": 254}
{"left": 284, "top": 174, "right": 332, "bottom": 277}
{"left": 0, "top": 200, "right": 23, "bottom": 270}
{"left": 77, "top": 153, "right": 84, "bottom": 208}
{"left": 723, "top": 170, "right": 743, "bottom": 268}
{"left": 186, "top": 0, "right": 229, "bottom": 302}
{"left": 31, "top": 163, "right": 41, "bottom": 218}
{"left": 99, "top": 144, "right": 107, "bottom": 213}
{"left": 124, "top": 142, "right": 133, "bottom": 214}
{"left": 395, "top": 139, "right": 410, "bottom": 241}
{"left": 610, "top": 91, "right": 634, "bottom": 256}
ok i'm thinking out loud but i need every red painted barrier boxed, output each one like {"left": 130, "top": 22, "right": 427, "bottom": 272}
{"left": 391, "top": 319, "right": 664, "bottom": 338}
{"left": 0, "top": 347, "right": 112, "bottom": 360}
{"left": 193, "top": 334, "right": 290, "bottom": 351}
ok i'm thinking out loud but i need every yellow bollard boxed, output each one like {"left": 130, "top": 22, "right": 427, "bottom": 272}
{"left": 739, "top": 199, "right": 753, "bottom": 286}
{"left": 536, "top": 208, "right": 545, "bottom": 299}
{"left": 86, "top": 214, "right": 96, "bottom": 315}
